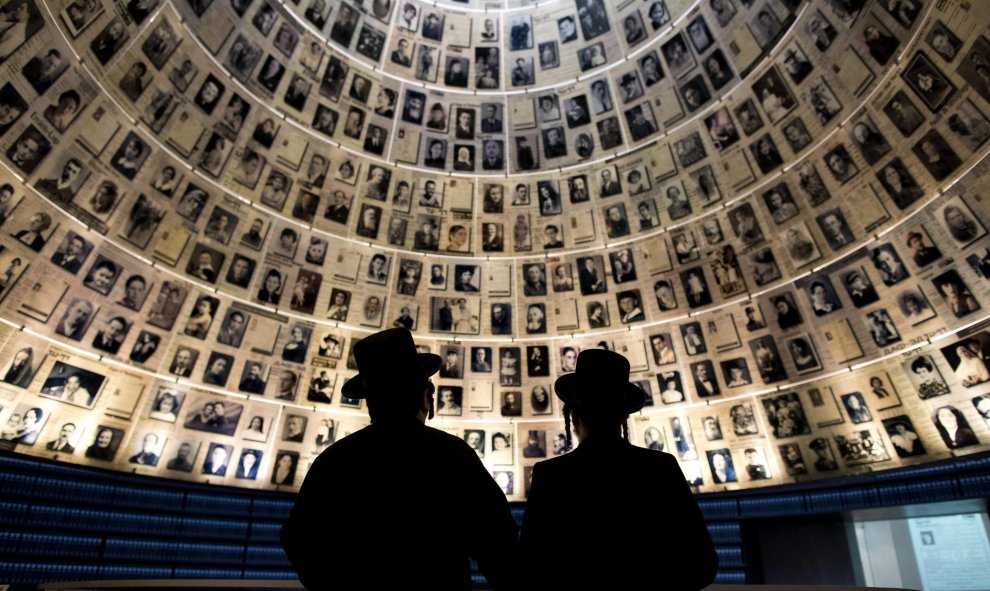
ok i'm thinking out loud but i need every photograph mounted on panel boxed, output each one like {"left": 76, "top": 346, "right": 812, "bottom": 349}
{"left": 39, "top": 361, "right": 106, "bottom": 409}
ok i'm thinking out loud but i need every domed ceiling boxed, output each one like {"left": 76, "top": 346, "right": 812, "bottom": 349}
{"left": 0, "top": 0, "right": 987, "bottom": 496}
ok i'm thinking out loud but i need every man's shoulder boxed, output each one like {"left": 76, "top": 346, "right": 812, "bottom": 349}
{"left": 532, "top": 449, "right": 578, "bottom": 475}
{"left": 553, "top": 441, "right": 675, "bottom": 469}
{"left": 421, "top": 424, "right": 478, "bottom": 457}
{"left": 319, "top": 422, "right": 472, "bottom": 457}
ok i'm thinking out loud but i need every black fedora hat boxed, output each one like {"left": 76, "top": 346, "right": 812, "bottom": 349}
{"left": 341, "top": 328, "right": 442, "bottom": 399}
{"left": 554, "top": 349, "right": 645, "bottom": 415}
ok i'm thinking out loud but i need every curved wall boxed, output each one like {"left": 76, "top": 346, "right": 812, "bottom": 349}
{"left": 0, "top": 0, "right": 987, "bottom": 500}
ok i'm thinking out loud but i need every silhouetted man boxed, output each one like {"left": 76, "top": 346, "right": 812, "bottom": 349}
{"left": 281, "top": 328, "right": 517, "bottom": 589}
{"left": 519, "top": 349, "right": 717, "bottom": 588}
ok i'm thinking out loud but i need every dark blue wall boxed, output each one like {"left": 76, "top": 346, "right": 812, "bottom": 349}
{"left": 0, "top": 451, "right": 987, "bottom": 586}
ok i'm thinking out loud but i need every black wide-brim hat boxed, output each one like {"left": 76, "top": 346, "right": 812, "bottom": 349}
{"left": 341, "top": 328, "right": 442, "bottom": 399}
{"left": 554, "top": 349, "right": 646, "bottom": 415}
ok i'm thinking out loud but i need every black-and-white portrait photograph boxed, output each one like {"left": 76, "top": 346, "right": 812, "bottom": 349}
{"left": 815, "top": 208, "right": 854, "bottom": 251}
{"left": 625, "top": 167, "right": 650, "bottom": 197}
{"left": 782, "top": 41, "right": 813, "bottom": 84}
{"left": 686, "top": 14, "right": 712, "bottom": 52}
{"left": 782, "top": 118, "right": 812, "bottom": 153}
{"left": 148, "top": 386, "right": 186, "bottom": 423}
{"left": 202, "top": 443, "right": 233, "bottom": 476}
{"left": 704, "top": 108, "right": 739, "bottom": 153}
{"left": 750, "top": 335, "right": 787, "bottom": 384}
{"left": 674, "top": 132, "right": 707, "bottom": 168}
{"left": 147, "top": 281, "right": 189, "bottom": 330}
{"left": 835, "top": 428, "right": 890, "bottom": 466}
{"left": 625, "top": 103, "right": 659, "bottom": 141}
{"left": 903, "top": 224, "right": 942, "bottom": 269}
{"left": 84, "top": 426, "right": 124, "bottom": 462}
{"left": 771, "top": 292, "right": 803, "bottom": 330}
{"left": 841, "top": 392, "right": 873, "bottom": 423}
{"left": 883, "top": 91, "right": 925, "bottom": 138}
{"left": 729, "top": 404, "right": 760, "bottom": 437}
{"left": 185, "top": 243, "right": 225, "bottom": 284}
{"left": 783, "top": 221, "right": 822, "bottom": 268}
{"left": 938, "top": 196, "right": 986, "bottom": 247}
{"left": 6, "top": 125, "right": 51, "bottom": 174}
{"left": 707, "top": 448, "right": 737, "bottom": 484}
{"left": 957, "top": 35, "right": 990, "bottom": 101}
{"left": 849, "top": 116, "right": 891, "bottom": 165}
{"left": 871, "top": 243, "right": 909, "bottom": 286}
{"left": 883, "top": 416, "right": 925, "bottom": 458}
{"left": 823, "top": 145, "right": 858, "bottom": 184}
{"left": 142, "top": 20, "right": 179, "bottom": 69}
{"left": 786, "top": 335, "right": 821, "bottom": 374}
{"left": 753, "top": 67, "right": 796, "bottom": 124}
{"left": 704, "top": 49, "right": 733, "bottom": 90}
{"left": 864, "top": 308, "right": 901, "bottom": 347}
{"left": 0, "top": 83, "right": 27, "bottom": 137}
{"left": 430, "top": 297, "right": 481, "bottom": 335}
{"left": 235, "top": 362, "right": 267, "bottom": 397}
{"left": 650, "top": 371, "right": 681, "bottom": 405}
{"left": 876, "top": 158, "right": 924, "bottom": 210}
{"left": 861, "top": 15, "right": 899, "bottom": 66}
{"left": 804, "top": 276, "right": 843, "bottom": 317}
{"left": 897, "top": 286, "right": 936, "bottom": 326}
{"left": 39, "top": 361, "right": 105, "bottom": 409}
{"left": 616, "top": 289, "right": 645, "bottom": 323}
{"left": 903, "top": 355, "right": 950, "bottom": 400}
{"left": 841, "top": 266, "right": 879, "bottom": 308}
{"left": 932, "top": 269, "right": 981, "bottom": 319}
{"left": 0, "top": 344, "right": 40, "bottom": 388}
{"left": 49, "top": 231, "right": 92, "bottom": 276}
{"left": 183, "top": 395, "right": 243, "bottom": 436}
{"left": 902, "top": 51, "right": 956, "bottom": 112}
{"left": 525, "top": 303, "right": 547, "bottom": 334}
{"left": 728, "top": 202, "right": 763, "bottom": 246}
{"left": 750, "top": 134, "right": 783, "bottom": 174}
{"left": 947, "top": 99, "right": 990, "bottom": 153}
{"left": 734, "top": 98, "right": 764, "bottom": 136}
{"left": 762, "top": 393, "right": 811, "bottom": 439}
{"left": 805, "top": 78, "right": 843, "bottom": 125}
{"left": 90, "top": 17, "right": 129, "bottom": 65}
{"left": 82, "top": 255, "right": 120, "bottom": 296}
{"left": 61, "top": 0, "right": 103, "bottom": 36}
{"left": 91, "top": 314, "right": 130, "bottom": 355}
{"left": 110, "top": 132, "right": 150, "bottom": 180}
{"left": 750, "top": 247, "right": 781, "bottom": 287}
{"left": 912, "top": 129, "right": 962, "bottom": 182}
{"left": 924, "top": 20, "right": 961, "bottom": 62}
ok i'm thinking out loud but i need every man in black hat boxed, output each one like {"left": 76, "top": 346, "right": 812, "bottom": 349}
{"left": 281, "top": 328, "right": 517, "bottom": 590}
{"left": 519, "top": 348, "right": 717, "bottom": 588}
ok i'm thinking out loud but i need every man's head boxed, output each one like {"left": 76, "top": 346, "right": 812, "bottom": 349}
{"left": 210, "top": 445, "right": 228, "bottom": 466}
{"left": 96, "top": 428, "right": 113, "bottom": 448}
{"left": 142, "top": 433, "right": 159, "bottom": 453}
{"left": 342, "top": 328, "right": 442, "bottom": 423}
{"left": 286, "top": 415, "right": 304, "bottom": 436}
{"left": 174, "top": 348, "right": 192, "bottom": 368}
{"left": 58, "top": 422, "right": 76, "bottom": 442}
